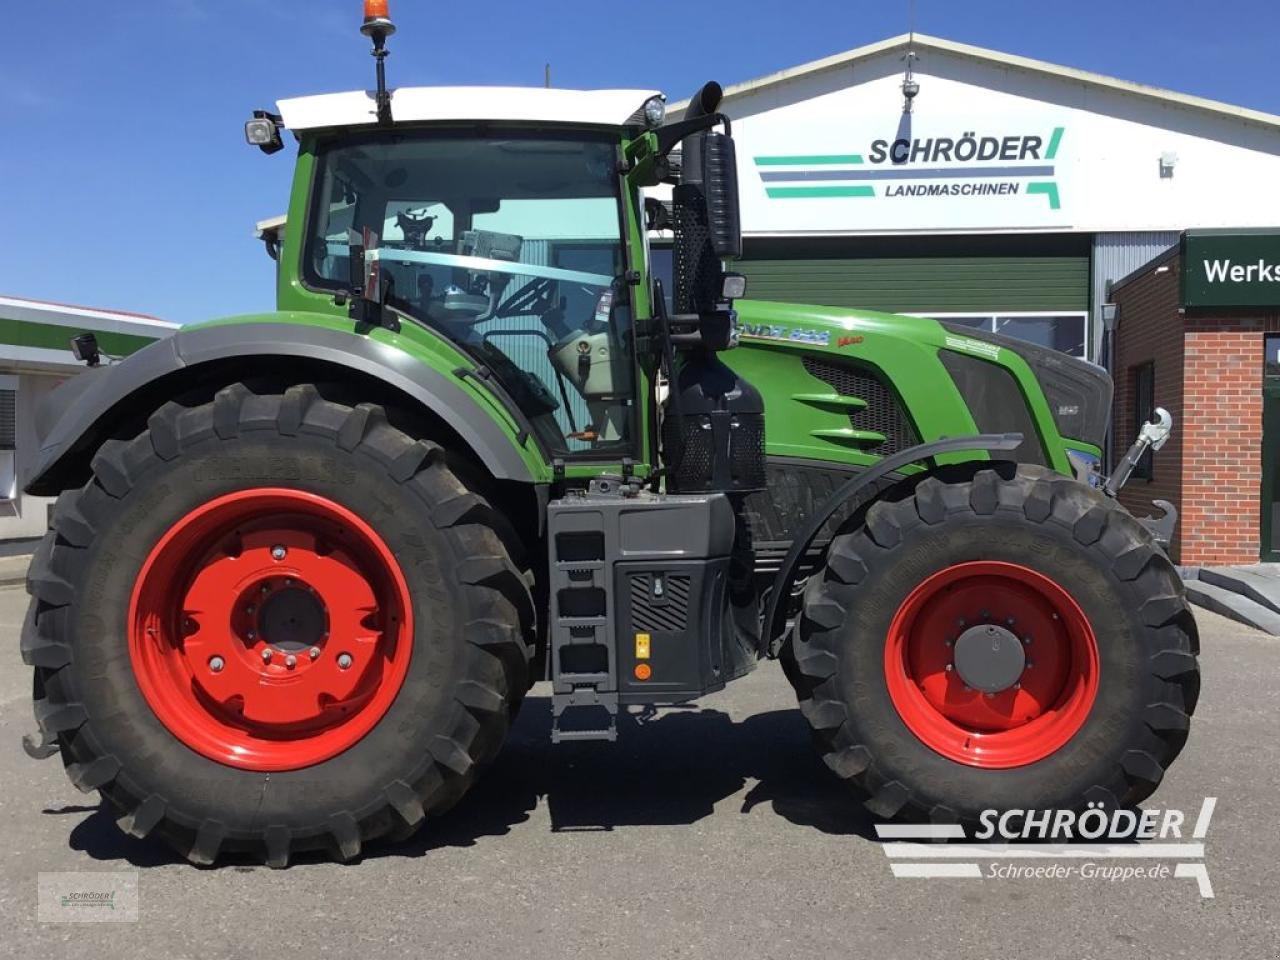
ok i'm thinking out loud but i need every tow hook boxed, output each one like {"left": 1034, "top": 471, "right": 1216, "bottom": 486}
{"left": 22, "top": 729, "right": 60, "bottom": 760}
{"left": 1103, "top": 407, "right": 1176, "bottom": 547}
{"left": 1104, "top": 407, "right": 1173, "bottom": 497}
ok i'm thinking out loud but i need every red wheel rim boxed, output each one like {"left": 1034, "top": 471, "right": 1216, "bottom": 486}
{"left": 128, "top": 488, "right": 413, "bottom": 771}
{"left": 884, "top": 561, "right": 1099, "bottom": 769}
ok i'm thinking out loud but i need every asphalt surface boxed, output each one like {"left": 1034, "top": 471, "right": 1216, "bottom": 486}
{"left": 0, "top": 584, "right": 1276, "bottom": 959}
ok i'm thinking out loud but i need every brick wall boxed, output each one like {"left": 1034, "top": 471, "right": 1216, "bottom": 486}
{"left": 1110, "top": 257, "right": 1185, "bottom": 558}
{"left": 1180, "top": 314, "right": 1280, "bottom": 565}
{"left": 1112, "top": 252, "right": 1280, "bottom": 566}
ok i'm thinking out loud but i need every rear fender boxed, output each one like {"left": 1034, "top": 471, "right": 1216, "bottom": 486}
{"left": 26, "top": 319, "right": 539, "bottom": 495}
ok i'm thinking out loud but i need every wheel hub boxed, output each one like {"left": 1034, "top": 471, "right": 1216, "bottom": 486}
{"left": 258, "top": 584, "right": 328, "bottom": 652}
{"left": 953, "top": 623, "right": 1025, "bottom": 693}
{"left": 883, "top": 561, "right": 1100, "bottom": 769}
{"left": 128, "top": 488, "right": 413, "bottom": 772}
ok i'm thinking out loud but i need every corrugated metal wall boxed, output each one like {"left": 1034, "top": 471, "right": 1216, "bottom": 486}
{"left": 1090, "top": 232, "right": 1179, "bottom": 361}
{"left": 739, "top": 255, "right": 1090, "bottom": 314}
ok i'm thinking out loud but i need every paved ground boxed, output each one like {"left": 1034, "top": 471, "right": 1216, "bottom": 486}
{"left": 0, "top": 584, "right": 1276, "bottom": 959}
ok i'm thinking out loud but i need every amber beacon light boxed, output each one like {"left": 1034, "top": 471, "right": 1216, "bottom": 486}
{"left": 359, "top": 1, "right": 396, "bottom": 125}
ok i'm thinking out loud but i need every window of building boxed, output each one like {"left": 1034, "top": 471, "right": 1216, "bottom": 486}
{"left": 919, "top": 313, "right": 1088, "bottom": 358}
{"left": 0, "top": 377, "right": 17, "bottom": 501}
{"left": 1132, "top": 361, "right": 1155, "bottom": 480}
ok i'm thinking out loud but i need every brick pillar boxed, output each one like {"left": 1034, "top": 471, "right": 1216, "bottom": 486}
{"left": 1179, "top": 318, "right": 1278, "bottom": 565}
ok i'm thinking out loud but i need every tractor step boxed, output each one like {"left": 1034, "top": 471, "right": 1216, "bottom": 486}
{"left": 550, "top": 689, "right": 618, "bottom": 743}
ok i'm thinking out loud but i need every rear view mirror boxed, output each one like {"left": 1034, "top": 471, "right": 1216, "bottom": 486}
{"left": 672, "top": 128, "right": 743, "bottom": 315}
{"left": 699, "top": 132, "right": 741, "bottom": 261}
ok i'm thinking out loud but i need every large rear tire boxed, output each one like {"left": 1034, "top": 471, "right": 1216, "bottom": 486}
{"left": 23, "top": 383, "right": 532, "bottom": 866}
{"left": 782, "top": 463, "right": 1199, "bottom": 823}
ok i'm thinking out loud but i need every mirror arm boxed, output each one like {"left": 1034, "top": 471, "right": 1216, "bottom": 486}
{"left": 652, "top": 112, "right": 732, "bottom": 157}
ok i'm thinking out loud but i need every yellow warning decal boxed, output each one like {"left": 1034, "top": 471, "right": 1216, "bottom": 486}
{"left": 635, "top": 633, "right": 651, "bottom": 659}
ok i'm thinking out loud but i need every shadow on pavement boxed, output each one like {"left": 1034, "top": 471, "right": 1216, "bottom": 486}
{"left": 58, "top": 696, "right": 875, "bottom": 868}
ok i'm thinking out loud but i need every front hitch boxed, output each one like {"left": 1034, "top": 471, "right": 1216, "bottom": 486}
{"left": 1103, "top": 407, "right": 1177, "bottom": 547}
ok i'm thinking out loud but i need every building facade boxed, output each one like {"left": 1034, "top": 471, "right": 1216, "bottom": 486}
{"left": 0, "top": 296, "right": 177, "bottom": 540}
{"left": 1111, "top": 231, "right": 1280, "bottom": 566}
{"left": 672, "top": 34, "right": 1280, "bottom": 369}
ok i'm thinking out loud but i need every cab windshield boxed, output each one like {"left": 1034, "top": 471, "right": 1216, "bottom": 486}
{"left": 305, "top": 132, "right": 634, "bottom": 457}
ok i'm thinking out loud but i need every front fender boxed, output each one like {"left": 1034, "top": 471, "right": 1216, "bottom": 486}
{"left": 27, "top": 315, "right": 540, "bottom": 495}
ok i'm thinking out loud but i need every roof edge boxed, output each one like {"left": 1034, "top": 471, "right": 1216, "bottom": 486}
{"left": 672, "top": 33, "right": 1280, "bottom": 133}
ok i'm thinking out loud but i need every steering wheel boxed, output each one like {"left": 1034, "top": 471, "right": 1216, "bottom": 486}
{"left": 496, "top": 276, "right": 557, "bottom": 319}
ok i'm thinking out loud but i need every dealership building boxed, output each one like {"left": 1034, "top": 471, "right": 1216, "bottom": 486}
{"left": 0, "top": 296, "right": 177, "bottom": 540}
{"left": 684, "top": 34, "right": 1280, "bottom": 565}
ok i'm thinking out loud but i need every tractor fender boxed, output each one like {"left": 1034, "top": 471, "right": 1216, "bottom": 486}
{"left": 26, "top": 321, "right": 536, "bottom": 496}
{"left": 760, "top": 432, "right": 1024, "bottom": 657}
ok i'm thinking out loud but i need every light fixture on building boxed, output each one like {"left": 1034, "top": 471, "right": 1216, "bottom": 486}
{"left": 1159, "top": 152, "right": 1178, "bottom": 178}
{"left": 901, "top": 48, "right": 920, "bottom": 114}
{"left": 1101, "top": 302, "right": 1120, "bottom": 331}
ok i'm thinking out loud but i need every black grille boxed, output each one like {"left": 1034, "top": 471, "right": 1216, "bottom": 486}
{"left": 629, "top": 574, "right": 691, "bottom": 633}
{"left": 662, "top": 411, "right": 767, "bottom": 492}
{"left": 801, "top": 357, "right": 919, "bottom": 455}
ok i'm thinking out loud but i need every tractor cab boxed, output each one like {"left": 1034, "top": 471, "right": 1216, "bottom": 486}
{"left": 248, "top": 7, "right": 748, "bottom": 480}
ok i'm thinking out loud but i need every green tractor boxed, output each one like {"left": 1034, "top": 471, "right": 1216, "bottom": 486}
{"left": 22, "top": 5, "right": 1197, "bottom": 867}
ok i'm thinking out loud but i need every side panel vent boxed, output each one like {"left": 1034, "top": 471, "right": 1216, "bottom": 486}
{"left": 628, "top": 574, "right": 691, "bottom": 634}
{"left": 801, "top": 357, "right": 919, "bottom": 455}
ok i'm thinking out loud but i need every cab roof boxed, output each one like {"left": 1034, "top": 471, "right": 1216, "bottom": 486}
{"left": 277, "top": 86, "right": 662, "bottom": 132}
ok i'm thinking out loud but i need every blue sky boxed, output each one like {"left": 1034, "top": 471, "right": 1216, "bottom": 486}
{"left": 2, "top": 0, "right": 1277, "bottom": 324}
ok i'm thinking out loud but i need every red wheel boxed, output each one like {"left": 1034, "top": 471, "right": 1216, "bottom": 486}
{"left": 884, "top": 560, "right": 1099, "bottom": 769}
{"left": 128, "top": 487, "right": 413, "bottom": 772}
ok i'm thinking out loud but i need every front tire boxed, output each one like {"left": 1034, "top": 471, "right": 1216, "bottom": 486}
{"left": 782, "top": 463, "right": 1199, "bottom": 823}
{"left": 23, "top": 383, "right": 532, "bottom": 866}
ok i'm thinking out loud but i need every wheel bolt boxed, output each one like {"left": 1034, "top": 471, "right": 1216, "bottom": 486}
{"left": 1006, "top": 617, "right": 1016, "bottom": 626}
{"left": 247, "top": 630, "right": 256, "bottom": 640}
{"left": 271, "top": 545, "right": 287, "bottom": 561}
{"left": 209, "top": 656, "right": 225, "bottom": 673}
{"left": 309, "top": 646, "right": 321, "bottom": 660}
{"left": 261, "top": 648, "right": 272, "bottom": 663}
{"left": 1026, "top": 661, "right": 1034, "bottom": 669}
{"left": 944, "top": 663, "right": 953, "bottom": 672}
{"left": 337, "top": 653, "right": 353, "bottom": 670}
{"left": 1023, "top": 635, "right": 1032, "bottom": 645}
{"left": 246, "top": 605, "right": 255, "bottom": 615}
{"left": 285, "top": 654, "right": 297, "bottom": 669}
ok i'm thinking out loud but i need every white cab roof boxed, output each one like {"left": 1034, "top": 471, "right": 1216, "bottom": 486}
{"left": 278, "top": 86, "right": 662, "bottom": 132}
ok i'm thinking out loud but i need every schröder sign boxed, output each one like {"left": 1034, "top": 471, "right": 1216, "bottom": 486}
{"left": 1181, "top": 228, "right": 1280, "bottom": 310}
{"left": 751, "top": 125, "right": 1066, "bottom": 211}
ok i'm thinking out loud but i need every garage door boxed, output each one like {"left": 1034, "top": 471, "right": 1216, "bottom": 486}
{"left": 738, "top": 253, "right": 1089, "bottom": 314}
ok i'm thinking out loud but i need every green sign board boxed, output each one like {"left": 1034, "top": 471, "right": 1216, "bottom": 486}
{"left": 1181, "top": 229, "right": 1280, "bottom": 310}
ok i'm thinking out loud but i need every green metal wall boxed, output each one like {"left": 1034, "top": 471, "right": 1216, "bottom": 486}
{"left": 735, "top": 235, "right": 1091, "bottom": 315}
